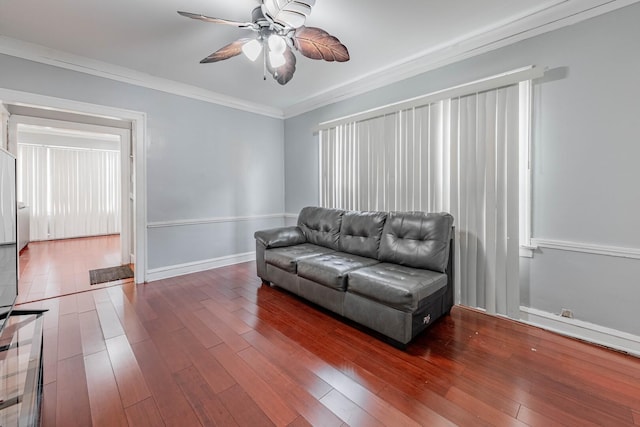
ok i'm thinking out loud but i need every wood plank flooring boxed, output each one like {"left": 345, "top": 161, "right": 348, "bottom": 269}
{"left": 14, "top": 261, "right": 640, "bottom": 426}
{"left": 18, "top": 235, "right": 132, "bottom": 303}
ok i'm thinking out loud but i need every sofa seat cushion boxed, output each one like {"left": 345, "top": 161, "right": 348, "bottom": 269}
{"left": 297, "top": 252, "right": 379, "bottom": 291}
{"left": 265, "top": 244, "right": 335, "bottom": 273}
{"left": 347, "top": 263, "right": 447, "bottom": 312}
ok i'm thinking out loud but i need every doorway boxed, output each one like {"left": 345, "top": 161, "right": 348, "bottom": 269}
{"left": 12, "top": 117, "right": 132, "bottom": 260}
{"left": 11, "top": 117, "right": 134, "bottom": 301}
{"left": 0, "top": 88, "right": 147, "bottom": 294}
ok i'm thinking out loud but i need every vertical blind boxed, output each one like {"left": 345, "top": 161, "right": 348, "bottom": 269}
{"left": 18, "top": 144, "right": 121, "bottom": 241}
{"left": 319, "top": 83, "right": 524, "bottom": 317}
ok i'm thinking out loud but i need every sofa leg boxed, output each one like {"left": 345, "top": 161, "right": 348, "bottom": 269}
{"left": 260, "top": 279, "right": 271, "bottom": 286}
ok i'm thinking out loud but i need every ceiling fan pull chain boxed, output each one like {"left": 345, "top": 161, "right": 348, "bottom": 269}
{"left": 263, "top": 47, "right": 267, "bottom": 81}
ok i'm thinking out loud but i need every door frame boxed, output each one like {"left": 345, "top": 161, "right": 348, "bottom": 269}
{"left": 0, "top": 104, "right": 8, "bottom": 151}
{"left": 0, "top": 88, "right": 147, "bottom": 284}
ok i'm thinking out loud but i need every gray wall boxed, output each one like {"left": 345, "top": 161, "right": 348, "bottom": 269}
{"left": 0, "top": 54, "right": 286, "bottom": 271}
{"left": 284, "top": 4, "right": 640, "bottom": 335}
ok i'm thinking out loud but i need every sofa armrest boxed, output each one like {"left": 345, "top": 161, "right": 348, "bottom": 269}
{"left": 254, "top": 226, "right": 307, "bottom": 249}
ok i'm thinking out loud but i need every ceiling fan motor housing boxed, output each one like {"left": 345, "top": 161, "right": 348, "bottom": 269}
{"left": 252, "top": 7, "right": 267, "bottom": 25}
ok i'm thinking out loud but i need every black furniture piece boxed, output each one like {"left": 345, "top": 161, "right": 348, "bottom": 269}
{"left": 255, "top": 206, "right": 454, "bottom": 345}
{"left": 0, "top": 310, "right": 45, "bottom": 427}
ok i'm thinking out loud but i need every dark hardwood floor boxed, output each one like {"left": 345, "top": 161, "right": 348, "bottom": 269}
{"left": 15, "top": 261, "right": 640, "bottom": 426}
{"left": 18, "top": 235, "right": 131, "bottom": 303}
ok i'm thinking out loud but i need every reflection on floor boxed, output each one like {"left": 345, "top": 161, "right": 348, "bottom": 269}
{"left": 15, "top": 262, "right": 640, "bottom": 427}
{"left": 17, "top": 235, "right": 133, "bottom": 304}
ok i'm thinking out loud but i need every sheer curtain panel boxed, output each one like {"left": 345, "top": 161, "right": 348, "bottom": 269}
{"left": 17, "top": 144, "right": 48, "bottom": 240}
{"left": 18, "top": 144, "right": 121, "bottom": 241}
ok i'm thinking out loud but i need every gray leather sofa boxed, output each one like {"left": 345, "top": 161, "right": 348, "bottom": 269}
{"left": 254, "top": 206, "right": 454, "bottom": 345}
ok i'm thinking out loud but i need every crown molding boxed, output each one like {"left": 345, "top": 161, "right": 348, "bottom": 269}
{"left": 0, "top": 36, "right": 284, "bottom": 119}
{"left": 283, "top": 0, "right": 640, "bottom": 118}
{"left": 1, "top": 0, "right": 637, "bottom": 121}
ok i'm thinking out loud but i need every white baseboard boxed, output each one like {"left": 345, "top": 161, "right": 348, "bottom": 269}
{"left": 146, "top": 251, "right": 256, "bottom": 282}
{"left": 519, "top": 306, "right": 640, "bottom": 357}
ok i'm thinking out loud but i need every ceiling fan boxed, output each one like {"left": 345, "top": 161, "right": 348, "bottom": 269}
{"left": 178, "top": 0, "right": 350, "bottom": 85}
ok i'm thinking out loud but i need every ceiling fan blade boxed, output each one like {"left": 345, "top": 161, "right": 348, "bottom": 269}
{"left": 293, "top": 27, "right": 350, "bottom": 62}
{"left": 200, "top": 38, "right": 251, "bottom": 63}
{"left": 267, "top": 46, "right": 297, "bottom": 85}
{"left": 177, "top": 11, "right": 255, "bottom": 28}
{"left": 261, "top": 0, "right": 315, "bottom": 29}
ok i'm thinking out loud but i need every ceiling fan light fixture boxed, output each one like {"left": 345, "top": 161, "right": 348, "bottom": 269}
{"left": 267, "top": 34, "right": 287, "bottom": 54}
{"left": 268, "top": 51, "right": 286, "bottom": 68}
{"left": 178, "top": 0, "right": 349, "bottom": 85}
{"left": 242, "top": 39, "right": 263, "bottom": 61}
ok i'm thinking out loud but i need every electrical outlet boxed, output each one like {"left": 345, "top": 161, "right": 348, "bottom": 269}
{"left": 560, "top": 308, "right": 573, "bottom": 318}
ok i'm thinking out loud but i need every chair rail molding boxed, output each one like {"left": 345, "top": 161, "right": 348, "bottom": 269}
{"left": 530, "top": 238, "right": 640, "bottom": 260}
{"left": 147, "top": 213, "right": 287, "bottom": 228}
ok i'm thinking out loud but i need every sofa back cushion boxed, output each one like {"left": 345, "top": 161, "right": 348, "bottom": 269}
{"left": 297, "top": 206, "right": 344, "bottom": 250}
{"left": 339, "top": 211, "right": 387, "bottom": 258}
{"left": 378, "top": 212, "right": 454, "bottom": 272}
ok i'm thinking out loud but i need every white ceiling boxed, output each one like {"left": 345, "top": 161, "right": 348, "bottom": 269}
{"left": 0, "top": 0, "right": 635, "bottom": 117}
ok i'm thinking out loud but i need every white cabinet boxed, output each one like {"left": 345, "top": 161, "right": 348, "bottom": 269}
{"left": 17, "top": 205, "right": 29, "bottom": 252}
